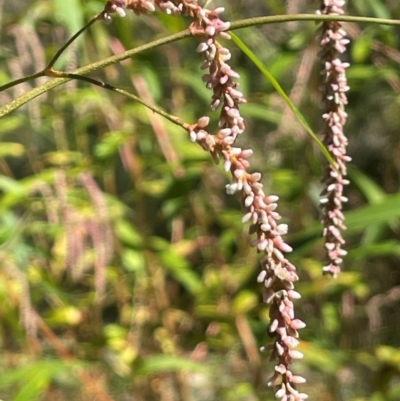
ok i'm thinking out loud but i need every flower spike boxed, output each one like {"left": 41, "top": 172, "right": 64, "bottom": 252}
{"left": 318, "top": 0, "right": 351, "bottom": 277}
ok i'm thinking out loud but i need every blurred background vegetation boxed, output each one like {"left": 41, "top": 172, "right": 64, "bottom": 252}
{"left": 0, "top": 0, "right": 400, "bottom": 400}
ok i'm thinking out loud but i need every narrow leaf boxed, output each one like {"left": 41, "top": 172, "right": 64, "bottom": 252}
{"left": 230, "top": 32, "right": 335, "bottom": 166}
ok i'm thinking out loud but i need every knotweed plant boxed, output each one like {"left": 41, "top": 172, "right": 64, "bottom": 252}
{"left": 1, "top": 1, "right": 399, "bottom": 399}
{"left": 318, "top": 0, "right": 350, "bottom": 278}
{"left": 103, "top": 1, "right": 307, "bottom": 399}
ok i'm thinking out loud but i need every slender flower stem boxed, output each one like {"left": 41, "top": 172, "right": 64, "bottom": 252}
{"left": 51, "top": 70, "right": 187, "bottom": 128}
{"left": 229, "top": 13, "right": 400, "bottom": 30}
{"left": 0, "top": 29, "right": 190, "bottom": 118}
{"left": 1, "top": 13, "right": 398, "bottom": 98}
{"left": 318, "top": 2, "right": 351, "bottom": 277}
{"left": 46, "top": 14, "right": 101, "bottom": 70}
{"left": 0, "top": 14, "right": 101, "bottom": 94}
{"left": 0, "top": 71, "right": 44, "bottom": 92}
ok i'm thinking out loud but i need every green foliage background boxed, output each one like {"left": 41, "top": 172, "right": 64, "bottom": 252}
{"left": 1, "top": 1, "right": 400, "bottom": 400}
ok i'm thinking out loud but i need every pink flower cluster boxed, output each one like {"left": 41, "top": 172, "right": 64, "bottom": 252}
{"left": 319, "top": 0, "right": 351, "bottom": 277}
{"left": 102, "top": 0, "right": 230, "bottom": 21}
{"left": 102, "top": 1, "right": 307, "bottom": 397}
{"left": 184, "top": 6, "right": 307, "bottom": 397}
{"left": 188, "top": 124, "right": 307, "bottom": 401}
{"left": 187, "top": 115, "right": 308, "bottom": 400}
{"left": 102, "top": 1, "right": 243, "bottom": 145}
{"left": 103, "top": 0, "right": 157, "bottom": 19}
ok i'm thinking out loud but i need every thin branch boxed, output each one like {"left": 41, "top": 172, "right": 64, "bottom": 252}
{"left": 1, "top": 13, "right": 399, "bottom": 118}
{"left": 0, "top": 14, "right": 100, "bottom": 94}
{"left": 46, "top": 14, "right": 101, "bottom": 70}
{"left": 51, "top": 70, "right": 187, "bottom": 129}
{"left": 0, "top": 29, "right": 191, "bottom": 118}
{"left": 0, "top": 71, "right": 44, "bottom": 92}
{"left": 229, "top": 13, "right": 400, "bottom": 31}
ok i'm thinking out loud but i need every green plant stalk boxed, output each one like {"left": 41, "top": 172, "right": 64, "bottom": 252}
{"left": 46, "top": 14, "right": 100, "bottom": 69}
{"left": 230, "top": 13, "right": 400, "bottom": 30}
{"left": 0, "top": 29, "right": 191, "bottom": 118}
{"left": 1, "top": 13, "right": 399, "bottom": 119}
{"left": 0, "top": 71, "right": 44, "bottom": 92}
{"left": 0, "top": 14, "right": 97, "bottom": 93}
{"left": 230, "top": 32, "right": 335, "bottom": 166}
{"left": 56, "top": 72, "right": 187, "bottom": 128}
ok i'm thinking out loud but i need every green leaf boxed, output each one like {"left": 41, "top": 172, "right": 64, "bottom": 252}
{"left": 348, "top": 241, "right": 400, "bottom": 258}
{"left": 136, "top": 355, "right": 208, "bottom": 376}
{"left": 13, "top": 372, "right": 49, "bottom": 401}
{"left": 0, "top": 143, "right": 25, "bottom": 158}
{"left": 94, "top": 131, "right": 130, "bottom": 159}
{"left": 300, "top": 341, "right": 342, "bottom": 374}
{"left": 122, "top": 249, "right": 146, "bottom": 273}
{"left": 160, "top": 249, "right": 203, "bottom": 295}
{"left": 345, "top": 192, "right": 400, "bottom": 231}
{"left": 291, "top": 190, "right": 400, "bottom": 243}
{"left": 0, "top": 360, "right": 83, "bottom": 395}
{"left": 0, "top": 69, "right": 11, "bottom": 85}
{"left": 352, "top": 32, "right": 373, "bottom": 63}
{"left": 177, "top": 70, "right": 211, "bottom": 104}
{"left": 348, "top": 167, "right": 395, "bottom": 246}
{"left": 240, "top": 103, "right": 281, "bottom": 123}
{"left": 0, "top": 116, "right": 23, "bottom": 137}
{"left": 138, "top": 65, "right": 163, "bottom": 103}
{"left": 230, "top": 32, "right": 335, "bottom": 167}
{"left": 349, "top": 167, "right": 385, "bottom": 204}
{"left": 376, "top": 345, "right": 400, "bottom": 367}
{"left": 52, "top": 0, "right": 85, "bottom": 69}
{"left": 366, "top": 0, "right": 391, "bottom": 19}
{"left": 321, "top": 303, "right": 340, "bottom": 334}
{"left": 53, "top": 0, "right": 84, "bottom": 34}
{"left": 0, "top": 175, "right": 24, "bottom": 194}
{"left": 232, "top": 290, "right": 258, "bottom": 315}
{"left": 44, "top": 151, "right": 86, "bottom": 166}
{"left": 115, "top": 220, "right": 143, "bottom": 247}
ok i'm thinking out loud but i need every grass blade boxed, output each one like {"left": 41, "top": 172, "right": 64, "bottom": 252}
{"left": 230, "top": 32, "right": 335, "bottom": 166}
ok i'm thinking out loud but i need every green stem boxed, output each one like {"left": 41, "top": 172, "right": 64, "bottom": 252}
{"left": 1, "top": 13, "right": 399, "bottom": 118}
{"left": 0, "top": 71, "right": 44, "bottom": 92}
{"left": 55, "top": 71, "right": 187, "bottom": 128}
{"left": 0, "top": 29, "right": 190, "bottom": 119}
{"left": 229, "top": 13, "right": 400, "bottom": 30}
{"left": 46, "top": 14, "right": 100, "bottom": 70}
{"left": 0, "top": 14, "right": 100, "bottom": 94}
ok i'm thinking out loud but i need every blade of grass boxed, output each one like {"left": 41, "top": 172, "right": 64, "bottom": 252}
{"left": 230, "top": 32, "right": 335, "bottom": 167}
